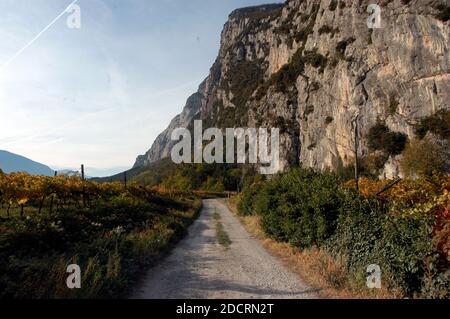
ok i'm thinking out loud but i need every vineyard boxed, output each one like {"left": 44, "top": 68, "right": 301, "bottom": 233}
{"left": 0, "top": 171, "right": 202, "bottom": 298}
{"left": 0, "top": 172, "right": 165, "bottom": 217}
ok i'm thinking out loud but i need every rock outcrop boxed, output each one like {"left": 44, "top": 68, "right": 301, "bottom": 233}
{"left": 134, "top": 0, "right": 449, "bottom": 177}
{"left": 133, "top": 87, "right": 203, "bottom": 168}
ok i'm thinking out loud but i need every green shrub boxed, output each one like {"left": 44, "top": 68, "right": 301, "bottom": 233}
{"left": 376, "top": 209, "right": 437, "bottom": 296}
{"left": 237, "top": 166, "right": 450, "bottom": 297}
{"left": 368, "top": 122, "right": 407, "bottom": 156}
{"left": 360, "top": 153, "right": 389, "bottom": 177}
{"left": 237, "top": 186, "right": 260, "bottom": 216}
{"left": 142, "top": 163, "right": 242, "bottom": 192}
{"left": 383, "top": 131, "right": 408, "bottom": 155}
{"left": 414, "top": 109, "right": 450, "bottom": 140}
{"left": 274, "top": 24, "right": 291, "bottom": 36}
{"left": 368, "top": 122, "right": 389, "bottom": 149}
{"left": 162, "top": 173, "right": 193, "bottom": 191}
{"left": 264, "top": 48, "right": 305, "bottom": 94}
{"left": 434, "top": 4, "right": 450, "bottom": 22}
{"left": 336, "top": 37, "right": 355, "bottom": 60}
{"left": 329, "top": 0, "right": 338, "bottom": 11}
{"left": 388, "top": 96, "right": 399, "bottom": 115}
{"left": 294, "top": 29, "right": 308, "bottom": 43}
{"left": 242, "top": 169, "right": 345, "bottom": 248}
{"left": 329, "top": 191, "right": 385, "bottom": 273}
{"left": 400, "top": 138, "right": 448, "bottom": 177}
{"left": 237, "top": 173, "right": 266, "bottom": 217}
{"left": 304, "top": 50, "right": 328, "bottom": 72}
{"left": 330, "top": 193, "right": 442, "bottom": 296}
{"left": 318, "top": 25, "right": 338, "bottom": 36}
{"left": 254, "top": 4, "right": 322, "bottom": 97}
{"left": 226, "top": 59, "right": 265, "bottom": 108}
{"left": 326, "top": 182, "right": 449, "bottom": 296}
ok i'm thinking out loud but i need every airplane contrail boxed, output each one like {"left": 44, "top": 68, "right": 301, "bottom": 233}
{"left": 0, "top": 0, "right": 79, "bottom": 73}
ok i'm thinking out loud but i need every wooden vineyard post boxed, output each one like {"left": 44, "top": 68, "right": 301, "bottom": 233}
{"left": 352, "top": 114, "right": 360, "bottom": 192}
{"left": 81, "top": 164, "right": 86, "bottom": 207}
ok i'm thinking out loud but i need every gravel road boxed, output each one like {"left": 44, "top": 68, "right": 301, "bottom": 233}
{"left": 132, "top": 199, "right": 318, "bottom": 299}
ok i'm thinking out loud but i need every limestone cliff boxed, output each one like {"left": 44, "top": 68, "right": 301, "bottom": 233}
{"left": 134, "top": 0, "right": 449, "bottom": 177}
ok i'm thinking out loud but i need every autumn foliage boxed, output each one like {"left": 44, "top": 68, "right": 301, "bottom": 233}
{"left": 0, "top": 172, "right": 201, "bottom": 298}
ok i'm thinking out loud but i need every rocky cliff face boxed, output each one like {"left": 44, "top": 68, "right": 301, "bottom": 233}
{"left": 134, "top": 0, "right": 449, "bottom": 177}
{"left": 133, "top": 87, "right": 203, "bottom": 168}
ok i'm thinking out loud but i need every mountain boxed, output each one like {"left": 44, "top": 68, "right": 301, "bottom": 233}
{"left": 134, "top": 92, "right": 203, "bottom": 168}
{"left": 57, "top": 169, "right": 82, "bottom": 177}
{"left": 0, "top": 150, "right": 54, "bottom": 176}
{"left": 134, "top": 0, "right": 450, "bottom": 178}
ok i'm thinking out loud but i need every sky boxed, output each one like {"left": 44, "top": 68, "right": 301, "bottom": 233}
{"left": 0, "top": 0, "right": 282, "bottom": 177}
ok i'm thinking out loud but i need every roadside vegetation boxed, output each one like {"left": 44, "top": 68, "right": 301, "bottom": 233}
{"left": 130, "top": 160, "right": 242, "bottom": 193}
{"left": 0, "top": 172, "right": 201, "bottom": 298}
{"left": 213, "top": 209, "right": 232, "bottom": 249}
{"left": 234, "top": 170, "right": 450, "bottom": 298}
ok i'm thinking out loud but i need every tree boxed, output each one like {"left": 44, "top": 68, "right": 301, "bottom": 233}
{"left": 400, "top": 138, "right": 448, "bottom": 177}
{"left": 161, "top": 173, "right": 192, "bottom": 192}
{"left": 414, "top": 109, "right": 450, "bottom": 140}
{"left": 368, "top": 121, "right": 407, "bottom": 156}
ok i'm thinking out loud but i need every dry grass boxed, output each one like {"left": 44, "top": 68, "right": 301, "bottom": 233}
{"left": 223, "top": 197, "right": 400, "bottom": 299}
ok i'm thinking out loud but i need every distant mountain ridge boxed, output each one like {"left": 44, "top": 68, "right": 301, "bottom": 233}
{"left": 0, "top": 150, "right": 54, "bottom": 176}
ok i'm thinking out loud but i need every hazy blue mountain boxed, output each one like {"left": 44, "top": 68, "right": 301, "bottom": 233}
{"left": 0, "top": 150, "right": 54, "bottom": 176}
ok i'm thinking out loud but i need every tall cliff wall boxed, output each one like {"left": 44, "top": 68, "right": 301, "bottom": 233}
{"left": 134, "top": 0, "right": 449, "bottom": 178}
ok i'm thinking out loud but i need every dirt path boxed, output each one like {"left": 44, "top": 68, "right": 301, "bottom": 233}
{"left": 132, "top": 199, "right": 318, "bottom": 299}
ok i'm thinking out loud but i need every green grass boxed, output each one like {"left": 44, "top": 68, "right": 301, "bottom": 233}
{"left": 213, "top": 209, "right": 231, "bottom": 249}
